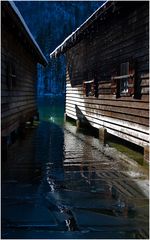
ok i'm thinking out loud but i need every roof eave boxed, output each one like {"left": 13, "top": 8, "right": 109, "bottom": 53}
{"left": 50, "top": 0, "right": 113, "bottom": 59}
{"left": 8, "top": 1, "right": 48, "bottom": 66}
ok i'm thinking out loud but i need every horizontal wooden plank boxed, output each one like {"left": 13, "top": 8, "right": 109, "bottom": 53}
{"left": 2, "top": 98, "right": 36, "bottom": 112}
{"left": 66, "top": 110, "right": 148, "bottom": 147}
{"left": 66, "top": 87, "right": 149, "bottom": 102}
{"left": 1, "top": 84, "right": 35, "bottom": 92}
{"left": 1, "top": 102, "right": 36, "bottom": 119}
{"left": 1, "top": 106, "right": 36, "bottom": 136}
{"left": 112, "top": 74, "right": 134, "bottom": 80}
{"left": 66, "top": 100, "right": 149, "bottom": 118}
{"left": 2, "top": 105, "right": 36, "bottom": 125}
{"left": 2, "top": 108, "right": 36, "bottom": 129}
{"left": 107, "top": 128, "right": 148, "bottom": 148}
{"left": 2, "top": 116, "right": 19, "bottom": 129}
{"left": 141, "top": 87, "right": 149, "bottom": 94}
{"left": 89, "top": 40, "right": 148, "bottom": 70}
{"left": 140, "top": 73, "right": 149, "bottom": 79}
{"left": 66, "top": 86, "right": 83, "bottom": 92}
{"left": 2, "top": 120, "right": 19, "bottom": 137}
{"left": 65, "top": 105, "right": 148, "bottom": 133}
{"left": 1, "top": 95, "right": 35, "bottom": 104}
{"left": 98, "top": 82, "right": 111, "bottom": 88}
{"left": 141, "top": 79, "right": 149, "bottom": 87}
{"left": 88, "top": 24, "right": 148, "bottom": 63}
{"left": 1, "top": 89, "right": 35, "bottom": 97}
{"left": 66, "top": 103, "right": 149, "bottom": 126}
{"left": 98, "top": 9, "right": 148, "bottom": 41}
{"left": 1, "top": 70, "right": 36, "bottom": 84}
{"left": 98, "top": 94, "right": 149, "bottom": 102}
{"left": 65, "top": 109, "right": 149, "bottom": 146}
{"left": 94, "top": 18, "right": 148, "bottom": 53}
{"left": 66, "top": 96, "right": 149, "bottom": 110}
{"left": 93, "top": 40, "right": 148, "bottom": 69}
{"left": 98, "top": 89, "right": 112, "bottom": 94}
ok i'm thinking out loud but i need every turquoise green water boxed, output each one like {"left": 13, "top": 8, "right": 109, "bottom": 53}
{"left": 37, "top": 95, "right": 65, "bottom": 126}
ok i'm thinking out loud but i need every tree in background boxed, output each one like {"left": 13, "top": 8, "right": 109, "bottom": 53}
{"left": 15, "top": 1, "right": 101, "bottom": 95}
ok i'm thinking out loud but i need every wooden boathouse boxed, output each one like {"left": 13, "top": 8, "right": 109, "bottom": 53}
{"left": 1, "top": 1, "right": 47, "bottom": 159}
{"left": 50, "top": 1, "right": 149, "bottom": 161}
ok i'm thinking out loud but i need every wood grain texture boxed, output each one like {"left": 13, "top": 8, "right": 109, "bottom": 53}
{"left": 65, "top": 3, "right": 149, "bottom": 148}
{"left": 1, "top": 16, "right": 37, "bottom": 137}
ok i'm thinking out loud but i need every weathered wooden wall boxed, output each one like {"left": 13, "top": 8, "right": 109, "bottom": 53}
{"left": 65, "top": 2, "right": 149, "bottom": 151}
{"left": 1, "top": 15, "right": 37, "bottom": 137}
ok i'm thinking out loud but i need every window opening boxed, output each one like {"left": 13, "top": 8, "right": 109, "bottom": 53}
{"left": 111, "top": 61, "right": 135, "bottom": 97}
{"left": 120, "top": 62, "right": 129, "bottom": 93}
{"left": 83, "top": 80, "right": 95, "bottom": 97}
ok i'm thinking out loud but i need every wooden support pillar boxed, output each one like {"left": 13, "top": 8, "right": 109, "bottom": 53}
{"left": 76, "top": 119, "right": 81, "bottom": 129}
{"left": 144, "top": 145, "right": 149, "bottom": 162}
{"left": 99, "top": 127, "right": 107, "bottom": 145}
{"left": 64, "top": 113, "right": 67, "bottom": 122}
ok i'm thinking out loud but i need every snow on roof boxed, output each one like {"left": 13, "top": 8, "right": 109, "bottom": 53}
{"left": 50, "top": 0, "right": 109, "bottom": 58}
{"left": 8, "top": 1, "right": 48, "bottom": 66}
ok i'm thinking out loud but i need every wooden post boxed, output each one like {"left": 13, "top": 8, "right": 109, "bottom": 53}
{"left": 64, "top": 113, "right": 67, "bottom": 122}
{"left": 99, "top": 127, "right": 107, "bottom": 145}
{"left": 76, "top": 119, "right": 81, "bottom": 129}
{"left": 144, "top": 145, "right": 149, "bottom": 162}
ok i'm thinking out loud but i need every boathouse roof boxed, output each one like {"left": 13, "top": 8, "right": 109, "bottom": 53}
{"left": 50, "top": 1, "right": 143, "bottom": 59}
{"left": 50, "top": 0, "right": 112, "bottom": 58}
{"left": 4, "top": 1, "right": 48, "bottom": 66}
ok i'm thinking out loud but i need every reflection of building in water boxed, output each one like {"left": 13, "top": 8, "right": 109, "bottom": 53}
{"left": 79, "top": 136, "right": 136, "bottom": 218}
{"left": 80, "top": 136, "right": 95, "bottom": 187}
{"left": 36, "top": 121, "right": 79, "bottom": 231}
{"left": 45, "top": 174, "right": 79, "bottom": 231}
{"left": 59, "top": 206, "right": 79, "bottom": 231}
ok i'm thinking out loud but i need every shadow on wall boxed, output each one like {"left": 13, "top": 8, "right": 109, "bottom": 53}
{"left": 75, "top": 104, "right": 92, "bottom": 128}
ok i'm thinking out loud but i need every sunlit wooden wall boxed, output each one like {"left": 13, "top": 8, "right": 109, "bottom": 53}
{"left": 65, "top": 2, "right": 149, "bottom": 152}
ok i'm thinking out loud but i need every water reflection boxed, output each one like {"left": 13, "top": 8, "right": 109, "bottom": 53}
{"left": 37, "top": 95, "right": 65, "bottom": 126}
{"left": 2, "top": 95, "right": 149, "bottom": 239}
{"left": 36, "top": 96, "right": 79, "bottom": 232}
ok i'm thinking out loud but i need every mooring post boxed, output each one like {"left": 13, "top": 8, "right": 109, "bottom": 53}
{"left": 144, "top": 145, "right": 149, "bottom": 162}
{"left": 64, "top": 113, "right": 67, "bottom": 122}
{"left": 99, "top": 127, "right": 107, "bottom": 145}
{"left": 76, "top": 119, "right": 81, "bottom": 129}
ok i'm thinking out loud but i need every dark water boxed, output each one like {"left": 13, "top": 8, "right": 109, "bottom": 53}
{"left": 2, "top": 95, "right": 149, "bottom": 239}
